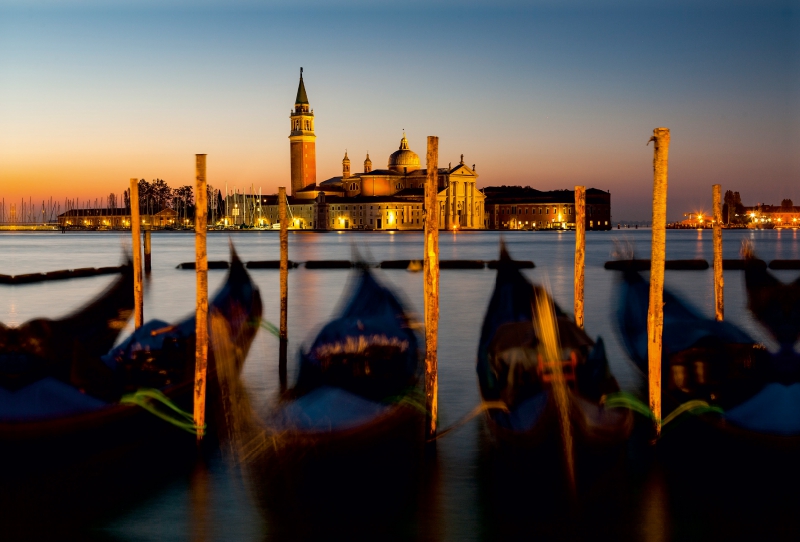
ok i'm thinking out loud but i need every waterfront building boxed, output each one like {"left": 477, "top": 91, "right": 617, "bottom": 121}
{"left": 743, "top": 203, "right": 800, "bottom": 228}
{"left": 676, "top": 203, "right": 800, "bottom": 229}
{"left": 57, "top": 208, "right": 179, "bottom": 229}
{"left": 483, "top": 186, "right": 611, "bottom": 230}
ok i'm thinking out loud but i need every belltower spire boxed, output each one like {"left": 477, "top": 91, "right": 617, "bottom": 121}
{"left": 295, "top": 67, "right": 309, "bottom": 106}
{"left": 289, "top": 67, "right": 316, "bottom": 195}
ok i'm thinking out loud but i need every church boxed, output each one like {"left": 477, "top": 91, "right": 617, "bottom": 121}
{"left": 272, "top": 69, "right": 486, "bottom": 230}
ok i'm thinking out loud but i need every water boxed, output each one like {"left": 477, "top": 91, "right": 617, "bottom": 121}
{"left": 1, "top": 228, "right": 799, "bottom": 540}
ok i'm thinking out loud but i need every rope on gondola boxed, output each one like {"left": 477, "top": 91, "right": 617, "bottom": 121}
{"left": 427, "top": 401, "right": 510, "bottom": 442}
{"left": 121, "top": 388, "right": 206, "bottom": 435}
{"left": 260, "top": 320, "right": 281, "bottom": 338}
{"left": 601, "top": 391, "right": 723, "bottom": 431}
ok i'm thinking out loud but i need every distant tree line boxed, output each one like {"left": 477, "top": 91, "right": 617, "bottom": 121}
{"left": 120, "top": 179, "right": 224, "bottom": 218}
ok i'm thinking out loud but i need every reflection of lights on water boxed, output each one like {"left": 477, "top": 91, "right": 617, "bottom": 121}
{"left": 9, "top": 302, "right": 18, "bottom": 327}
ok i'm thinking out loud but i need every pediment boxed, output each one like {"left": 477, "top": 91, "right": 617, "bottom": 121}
{"left": 449, "top": 164, "right": 477, "bottom": 178}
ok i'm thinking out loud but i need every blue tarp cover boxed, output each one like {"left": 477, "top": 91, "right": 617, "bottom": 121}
{"left": 271, "top": 386, "right": 390, "bottom": 431}
{"left": 725, "top": 383, "right": 800, "bottom": 436}
{"left": 0, "top": 377, "right": 107, "bottom": 421}
{"left": 616, "top": 271, "right": 753, "bottom": 371}
{"left": 297, "top": 269, "right": 419, "bottom": 391}
{"left": 492, "top": 392, "right": 549, "bottom": 432}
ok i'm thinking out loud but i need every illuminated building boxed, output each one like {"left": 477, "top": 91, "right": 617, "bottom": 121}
{"left": 484, "top": 186, "right": 611, "bottom": 230}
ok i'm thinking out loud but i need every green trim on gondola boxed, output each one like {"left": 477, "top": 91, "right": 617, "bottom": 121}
{"left": 121, "top": 388, "right": 204, "bottom": 435}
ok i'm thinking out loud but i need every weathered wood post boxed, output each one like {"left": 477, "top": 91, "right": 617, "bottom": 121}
{"left": 648, "top": 128, "right": 670, "bottom": 436}
{"left": 574, "top": 185, "right": 586, "bottom": 329}
{"left": 193, "top": 154, "right": 209, "bottom": 442}
{"left": 130, "top": 178, "right": 144, "bottom": 329}
{"left": 144, "top": 229, "right": 152, "bottom": 273}
{"left": 424, "top": 136, "right": 440, "bottom": 441}
{"left": 278, "top": 187, "right": 289, "bottom": 390}
{"left": 713, "top": 184, "right": 724, "bottom": 321}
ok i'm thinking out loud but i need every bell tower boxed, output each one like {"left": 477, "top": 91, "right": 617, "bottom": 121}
{"left": 289, "top": 68, "right": 316, "bottom": 195}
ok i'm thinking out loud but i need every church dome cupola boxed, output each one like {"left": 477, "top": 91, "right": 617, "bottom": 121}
{"left": 387, "top": 132, "right": 420, "bottom": 173}
{"left": 364, "top": 152, "right": 372, "bottom": 174}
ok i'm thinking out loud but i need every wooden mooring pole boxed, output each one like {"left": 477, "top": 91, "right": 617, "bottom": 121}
{"left": 144, "top": 229, "right": 152, "bottom": 273}
{"left": 713, "top": 184, "right": 724, "bottom": 321}
{"left": 647, "top": 128, "right": 670, "bottom": 436}
{"left": 574, "top": 185, "right": 586, "bottom": 329}
{"left": 278, "top": 186, "right": 289, "bottom": 390}
{"left": 424, "top": 136, "right": 440, "bottom": 441}
{"left": 130, "top": 178, "right": 144, "bottom": 329}
{"left": 193, "top": 154, "right": 209, "bottom": 442}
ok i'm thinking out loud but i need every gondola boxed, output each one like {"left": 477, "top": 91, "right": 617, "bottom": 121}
{"left": 246, "top": 266, "right": 424, "bottom": 534}
{"left": 0, "top": 250, "right": 262, "bottom": 531}
{"left": 477, "top": 244, "right": 633, "bottom": 493}
{"left": 615, "top": 253, "right": 800, "bottom": 477}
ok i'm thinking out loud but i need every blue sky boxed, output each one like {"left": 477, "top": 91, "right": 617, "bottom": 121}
{"left": 1, "top": 0, "right": 797, "bottom": 220}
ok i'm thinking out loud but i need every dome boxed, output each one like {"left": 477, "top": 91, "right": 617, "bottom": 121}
{"left": 387, "top": 133, "right": 420, "bottom": 173}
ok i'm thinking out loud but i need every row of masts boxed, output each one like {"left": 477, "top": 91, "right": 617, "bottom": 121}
{"left": 0, "top": 187, "right": 263, "bottom": 226}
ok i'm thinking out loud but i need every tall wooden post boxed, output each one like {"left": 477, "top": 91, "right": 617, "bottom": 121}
{"left": 574, "top": 186, "right": 586, "bottom": 329}
{"left": 648, "top": 128, "right": 670, "bottom": 436}
{"left": 278, "top": 187, "right": 289, "bottom": 389}
{"left": 193, "top": 154, "right": 209, "bottom": 442}
{"left": 129, "top": 178, "right": 144, "bottom": 329}
{"left": 712, "top": 184, "right": 724, "bottom": 321}
{"left": 144, "top": 229, "right": 152, "bottom": 273}
{"left": 424, "top": 136, "right": 440, "bottom": 441}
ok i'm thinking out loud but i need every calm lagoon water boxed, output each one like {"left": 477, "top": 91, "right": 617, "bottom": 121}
{"left": 2, "top": 228, "right": 799, "bottom": 540}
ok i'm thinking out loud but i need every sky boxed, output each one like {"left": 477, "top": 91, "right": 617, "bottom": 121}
{"left": 0, "top": 0, "right": 797, "bottom": 221}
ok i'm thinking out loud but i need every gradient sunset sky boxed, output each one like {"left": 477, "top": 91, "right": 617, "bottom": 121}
{"left": 1, "top": 0, "right": 797, "bottom": 221}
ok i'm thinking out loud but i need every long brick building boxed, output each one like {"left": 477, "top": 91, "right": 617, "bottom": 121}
{"left": 483, "top": 186, "right": 611, "bottom": 230}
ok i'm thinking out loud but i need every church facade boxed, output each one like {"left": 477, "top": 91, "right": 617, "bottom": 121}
{"left": 283, "top": 70, "right": 486, "bottom": 230}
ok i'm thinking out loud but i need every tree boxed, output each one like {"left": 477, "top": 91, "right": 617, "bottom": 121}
{"left": 150, "top": 179, "right": 172, "bottom": 210}
{"left": 173, "top": 186, "right": 193, "bottom": 208}
{"left": 724, "top": 190, "right": 735, "bottom": 224}
{"left": 108, "top": 193, "right": 117, "bottom": 209}
{"left": 123, "top": 189, "right": 130, "bottom": 211}
{"left": 137, "top": 179, "right": 152, "bottom": 212}
{"left": 782, "top": 198, "right": 794, "bottom": 211}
